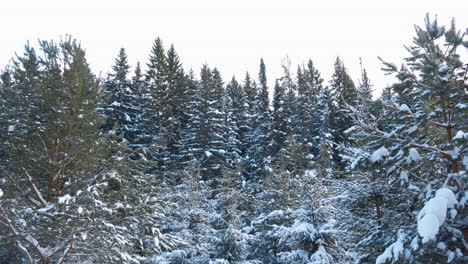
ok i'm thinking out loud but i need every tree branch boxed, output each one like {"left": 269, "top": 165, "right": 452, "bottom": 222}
{"left": 0, "top": 203, "right": 33, "bottom": 264}
{"left": 22, "top": 168, "right": 47, "bottom": 208}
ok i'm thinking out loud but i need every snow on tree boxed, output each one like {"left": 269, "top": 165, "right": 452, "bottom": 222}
{"left": 342, "top": 15, "right": 467, "bottom": 263}
{"left": 329, "top": 57, "right": 358, "bottom": 169}
{"left": 102, "top": 48, "right": 142, "bottom": 147}
{"left": 246, "top": 58, "right": 272, "bottom": 180}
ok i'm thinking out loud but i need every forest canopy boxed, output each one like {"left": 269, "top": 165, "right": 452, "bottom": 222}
{"left": 0, "top": 14, "right": 467, "bottom": 264}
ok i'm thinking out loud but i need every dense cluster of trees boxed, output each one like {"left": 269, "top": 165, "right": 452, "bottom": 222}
{"left": 0, "top": 15, "right": 466, "bottom": 263}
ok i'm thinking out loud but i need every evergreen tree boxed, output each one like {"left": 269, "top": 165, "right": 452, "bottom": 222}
{"left": 304, "top": 59, "right": 325, "bottom": 143}
{"left": 315, "top": 87, "right": 336, "bottom": 178}
{"left": 271, "top": 58, "right": 296, "bottom": 161}
{"left": 179, "top": 70, "right": 203, "bottom": 167}
{"left": 225, "top": 77, "right": 247, "bottom": 167}
{"left": 250, "top": 138, "right": 349, "bottom": 264}
{"left": 243, "top": 72, "right": 256, "bottom": 114}
{"left": 271, "top": 79, "right": 288, "bottom": 160}
{"left": 130, "top": 61, "right": 154, "bottom": 150}
{"left": 102, "top": 48, "right": 141, "bottom": 146}
{"left": 144, "top": 37, "right": 168, "bottom": 171}
{"left": 342, "top": 15, "right": 467, "bottom": 263}
{"left": 248, "top": 58, "right": 272, "bottom": 180}
{"left": 112, "top": 47, "right": 131, "bottom": 82}
{"left": 182, "top": 66, "right": 227, "bottom": 180}
{"left": 258, "top": 58, "right": 270, "bottom": 114}
{"left": 204, "top": 67, "right": 228, "bottom": 180}
{"left": 0, "top": 37, "right": 126, "bottom": 263}
{"left": 294, "top": 59, "right": 325, "bottom": 162}
{"left": 215, "top": 162, "right": 251, "bottom": 262}
{"left": 329, "top": 57, "right": 358, "bottom": 170}
{"left": 132, "top": 61, "right": 143, "bottom": 87}
{"left": 281, "top": 58, "right": 297, "bottom": 142}
{"left": 357, "top": 58, "right": 373, "bottom": 104}
{"left": 159, "top": 44, "right": 186, "bottom": 172}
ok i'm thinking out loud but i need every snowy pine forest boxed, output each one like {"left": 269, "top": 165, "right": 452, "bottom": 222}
{"left": 0, "top": 15, "right": 467, "bottom": 264}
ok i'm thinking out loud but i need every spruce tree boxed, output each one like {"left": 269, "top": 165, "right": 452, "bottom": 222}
{"left": 215, "top": 162, "right": 250, "bottom": 262}
{"left": 225, "top": 77, "right": 247, "bottom": 167}
{"left": 112, "top": 47, "right": 130, "bottom": 82}
{"left": 248, "top": 58, "right": 272, "bottom": 180}
{"left": 243, "top": 72, "right": 256, "bottom": 114}
{"left": 315, "top": 87, "right": 336, "bottom": 178}
{"left": 271, "top": 79, "right": 288, "bottom": 160}
{"left": 159, "top": 44, "right": 186, "bottom": 172}
{"left": 342, "top": 15, "right": 467, "bottom": 263}
{"left": 271, "top": 59, "right": 295, "bottom": 161}
{"left": 130, "top": 61, "right": 154, "bottom": 151}
{"left": 329, "top": 57, "right": 358, "bottom": 170}
{"left": 205, "top": 67, "right": 228, "bottom": 180}
{"left": 102, "top": 48, "right": 141, "bottom": 146}
{"left": 294, "top": 59, "right": 325, "bottom": 162}
{"left": 357, "top": 59, "right": 373, "bottom": 104}
{"left": 183, "top": 65, "right": 227, "bottom": 180}
{"left": 144, "top": 37, "right": 168, "bottom": 171}
{"left": 179, "top": 70, "right": 203, "bottom": 167}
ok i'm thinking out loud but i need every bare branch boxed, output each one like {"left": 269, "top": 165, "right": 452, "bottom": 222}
{"left": 22, "top": 168, "right": 47, "bottom": 208}
{"left": 0, "top": 203, "right": 33, "bottom": 264}
{"left": 56, "top": 233, "right": 75, "bottom": 264}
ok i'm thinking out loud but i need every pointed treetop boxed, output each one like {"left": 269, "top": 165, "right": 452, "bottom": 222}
{"left": 132, "top": 61, "right": 142, "bottom": 83}
{"left": 330, "top": 56, "right": 357, "bottom": 106}
{"left": 358, "top": 58, "right": 373, "bottom": 101}
{"left": 146, "top": 37, "right": 167, "bottom": 79}
{"left": 257, "top": 58, "right": 269, "bottom": 113}
{"left": 112, "top": 48, "right": 130, "bottom": 82}
{"left": 166, "top": 44, "right": 182, "bottom": 70}
{"left": 259, "top": 58, "right": 267, "bottom": 87}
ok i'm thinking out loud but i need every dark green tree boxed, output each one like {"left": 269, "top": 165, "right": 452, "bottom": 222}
{"left": 247, "top": 58, "right": 272, "bottom": 180}
{"left": 329, "top": 57, "right": 358, "bottom": 169}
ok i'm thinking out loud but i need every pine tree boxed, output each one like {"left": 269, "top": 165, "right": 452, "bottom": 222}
{"left": 315, "top": 87, "right": 336, "bottom": 178}
{"left": 243, "top": 72, "right": 256, "bottom": 114}
{"left": 271, "top": 58, "right": 296, "bottom": 161}
{"left": 295, "top": 59, "right": 325, "bottom": 162}
{"left": 258, "top": 58, "right": 270, "bottom": 114}
{"left": 132, "top": 61, "right": 143, "bottom": 87}
{"left": 159, "top": 44, "right": 186, "bottom": 172}
{"left": 215, "top": 162, "right": 250, "bottom": 262}
{"left": 130, "top": 61, "right": 154, "bottom": 152}
{"left": 242, "top": 72, "right": 257, "bottom": 157}
{"left": 102, "top": 48, "right": 141, "bottom": 146}
{"left": 225, "top": 77, "right": 247, "bottom": 167}
{"left": 281, "top": 58, "right": 297, "bottom": 143}
{"left": 248, "top": 58, "right": 272, "bottom": 180}
{"left": 179, "top": 70, "right": 203, "bottom": 167}
{"left": 0, "top": 43, "right": 43, "bottom": 175}
{"left": 357, "top": 58, "right": 373, "bottom": 104}
{"left": 251, "top": 137, "right": 349, "bottom": 264}
{"left": 182, "top": 66, "right": 227, "bottom": 180}
{"left": 342, "top": 15, "right": 467, "bottom": 263}
{"left": 271, "top": 79, "right": 288, "bottom": 160}
{"left": 0, "top": 37, "right": 123, "bottom": 263}
{"left": 112, "top": 47, "right": 130, "bottom": 83}
{"left": 144, "top": 37, "right": 168, "bottom": 171}
{"left": 204, "top": 67, "right": 227, "bottom": 180}
{"left": 329, "top": 57, "right": 358, "bottom": 170}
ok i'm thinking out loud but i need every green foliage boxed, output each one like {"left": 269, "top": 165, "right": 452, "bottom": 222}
{"left": 342, "top": 15, "right": 467, "bottom": 263}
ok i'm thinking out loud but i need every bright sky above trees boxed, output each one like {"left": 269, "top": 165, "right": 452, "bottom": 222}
{"left": 1, "top": 0, "right": 467, "bottom": 95}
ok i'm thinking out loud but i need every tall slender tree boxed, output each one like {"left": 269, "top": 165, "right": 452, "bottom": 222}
{"left": 329, "top": 57, "right": 358, "bottom": 170}
{"left": 102, "top": 48, "right": 141, "bottom": 146}
{"left": 247, "top": 59, "right": 272, "bottom": 179}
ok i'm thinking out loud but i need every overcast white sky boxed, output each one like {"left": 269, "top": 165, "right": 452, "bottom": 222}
{"left": 1, "top": 0, "right": 467, "bottom": 95}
